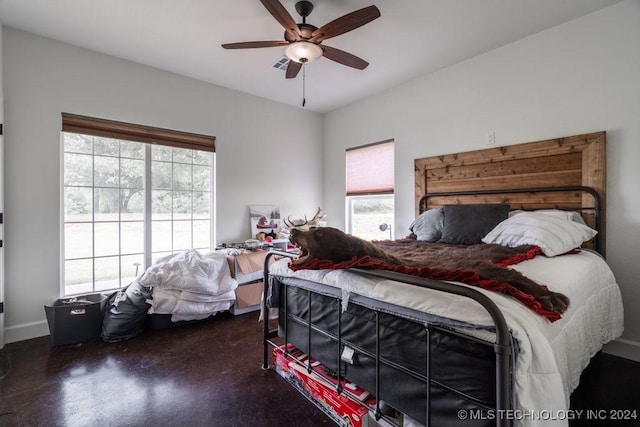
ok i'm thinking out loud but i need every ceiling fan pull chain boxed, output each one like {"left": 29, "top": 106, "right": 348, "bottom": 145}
{"left": 302, "top": 63, "right": 306, "bottom": 107}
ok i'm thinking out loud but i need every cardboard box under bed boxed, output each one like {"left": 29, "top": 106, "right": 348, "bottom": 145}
{"left": 228, "top": 250, "right": 270, "bottom": 315}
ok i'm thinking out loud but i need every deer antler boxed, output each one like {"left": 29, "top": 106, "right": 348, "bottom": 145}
{"left": 283, "top": 215, "right": 306, "bottom": 228}
{"left": 283, "top": 207, "right": 327, "bottom": 228}
{"left": 309, "top": 207, "right": 327, "bottom": 223}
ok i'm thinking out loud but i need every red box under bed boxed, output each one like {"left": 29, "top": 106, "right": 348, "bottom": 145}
{"left": 272, "top": 344, "right": 373, "bottom": 427}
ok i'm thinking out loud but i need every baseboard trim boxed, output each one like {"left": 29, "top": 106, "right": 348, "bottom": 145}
{"left": 5, "top": 320, "right": 49, "bottom": 344}
{"left": 602, "top": 338, "right": 640, "bottom": 362}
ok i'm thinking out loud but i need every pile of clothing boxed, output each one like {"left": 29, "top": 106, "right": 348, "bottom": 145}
{"left": 101, "top": 250, "right": 237, "bottom": 342}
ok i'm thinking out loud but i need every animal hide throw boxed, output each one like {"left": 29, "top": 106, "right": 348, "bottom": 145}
{"left": 288, "top": 227, "right": 570, "bottom": 322}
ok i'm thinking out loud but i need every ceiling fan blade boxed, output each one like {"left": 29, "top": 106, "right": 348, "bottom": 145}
{"left": 260, "top": 0, "right": 302, "bottom": 40}
{"left": 311, "top": 5, "right": 381, "bottom": 42}
{"left": 321, "top": 45, "right": 369, "bottom": 70}
{"left": 221, "top": 41, "right": 289, "bottom": 49}
{"left": 285, "top": 60, "right": 302, "bottom": 79}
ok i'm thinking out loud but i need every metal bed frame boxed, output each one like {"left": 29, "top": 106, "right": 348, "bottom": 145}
{"left": 261, "top": 186, "right": 602, "bottom": 427}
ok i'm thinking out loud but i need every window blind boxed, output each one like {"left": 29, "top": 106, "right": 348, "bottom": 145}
{"left": 61, "top": 113, "right": 216, "bottom": 152}
{"left": 346, "top": 140, "right": 394, "bottom": 196}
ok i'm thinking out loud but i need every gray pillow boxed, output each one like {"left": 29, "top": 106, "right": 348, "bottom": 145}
{"left": 409, "top": 208, "right": 444, "bottom": 242}
{"left": 439, "top": 204, "right": 510, "bottom": 245}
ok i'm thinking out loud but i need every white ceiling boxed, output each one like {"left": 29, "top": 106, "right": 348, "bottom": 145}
{"left": 0, "top": 0, "right": 624, "bottom": 113}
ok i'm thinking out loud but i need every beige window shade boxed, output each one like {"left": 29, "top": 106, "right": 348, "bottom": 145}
{"left": 346, "top": 140, "right": 394, "bottom": 196}
{"left": 61, "top": 113, "right": 216, "bottom": 152}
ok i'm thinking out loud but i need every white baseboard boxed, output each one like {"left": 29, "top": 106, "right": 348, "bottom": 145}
{"left": 4, "top": 320, "right": 49, "bottom": 344}
{"left": 602, "top": 338, "right": 640, "bottom": 362}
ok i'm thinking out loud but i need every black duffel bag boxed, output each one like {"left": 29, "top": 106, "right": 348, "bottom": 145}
{"left": 102, "top": 280, "right": 152, "bottom": 343}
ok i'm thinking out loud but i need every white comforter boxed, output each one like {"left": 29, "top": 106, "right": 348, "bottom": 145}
{"left": 270, "top": 249, "right": 624, "bottom": 427}
{"left": 140, "top": 250, "right": 238, "bottom": 321}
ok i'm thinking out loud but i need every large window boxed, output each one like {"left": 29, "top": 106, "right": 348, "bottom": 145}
{"left": 346, "top": 140, "right": 394, "bottom": 240}
{"left": 62, "top": 114, "right": 215, "bottom": 296}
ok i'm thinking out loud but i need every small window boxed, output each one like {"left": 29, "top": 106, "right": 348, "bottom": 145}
{"left": 346, "top": 140, "right": 394, "bottom": 240}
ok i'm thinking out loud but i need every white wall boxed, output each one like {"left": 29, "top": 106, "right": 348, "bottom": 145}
{"left": 324, "top": 0, "right": 640, "bottom": 361}
{"left": 2, "top": 28, "right": 323, "bottom": 343}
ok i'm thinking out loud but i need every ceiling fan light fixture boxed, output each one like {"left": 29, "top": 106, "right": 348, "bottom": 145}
{"left": 286, "top": 41, "right": 323, "bottom": 64}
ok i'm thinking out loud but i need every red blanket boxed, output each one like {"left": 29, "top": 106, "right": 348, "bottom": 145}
{"left": 290, "top": 241, "right": 564, "bottom": 321}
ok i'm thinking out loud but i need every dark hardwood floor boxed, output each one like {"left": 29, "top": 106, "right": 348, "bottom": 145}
{"left": 0, "top": 311, "right": 638, "bottom": 426}
{"left": 569, "top": 349, "right": 640, "bottom": 426}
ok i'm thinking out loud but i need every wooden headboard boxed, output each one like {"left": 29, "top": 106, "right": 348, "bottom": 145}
{"left": 414, "top": 131, "right": 606, "bottom": 254}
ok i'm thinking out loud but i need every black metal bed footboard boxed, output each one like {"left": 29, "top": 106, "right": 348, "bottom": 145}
{"left": 262, "top": 251, "right": 514, "bottom": 427}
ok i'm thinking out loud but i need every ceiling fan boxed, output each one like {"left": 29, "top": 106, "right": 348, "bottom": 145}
{"left": 222, "top": 0, "right": 381, "bottom": 79}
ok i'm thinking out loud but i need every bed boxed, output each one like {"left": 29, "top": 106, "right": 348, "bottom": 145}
{"left": 261, "top": 131, "right": 624, "bottom": 427}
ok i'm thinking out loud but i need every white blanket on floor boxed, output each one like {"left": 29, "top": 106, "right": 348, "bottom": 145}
{"left": 141, "top": 250, "right": 237, "bottom": 321}
{"left": 270, "top": 249, "right": 624, "bottom": 427}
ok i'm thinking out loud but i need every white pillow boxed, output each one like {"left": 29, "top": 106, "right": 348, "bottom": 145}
{"left": 509, "top": 209, "right": 586, "bottom": 225}
{"left": 482, "top": 212, "right": 597, "bottom": 257}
